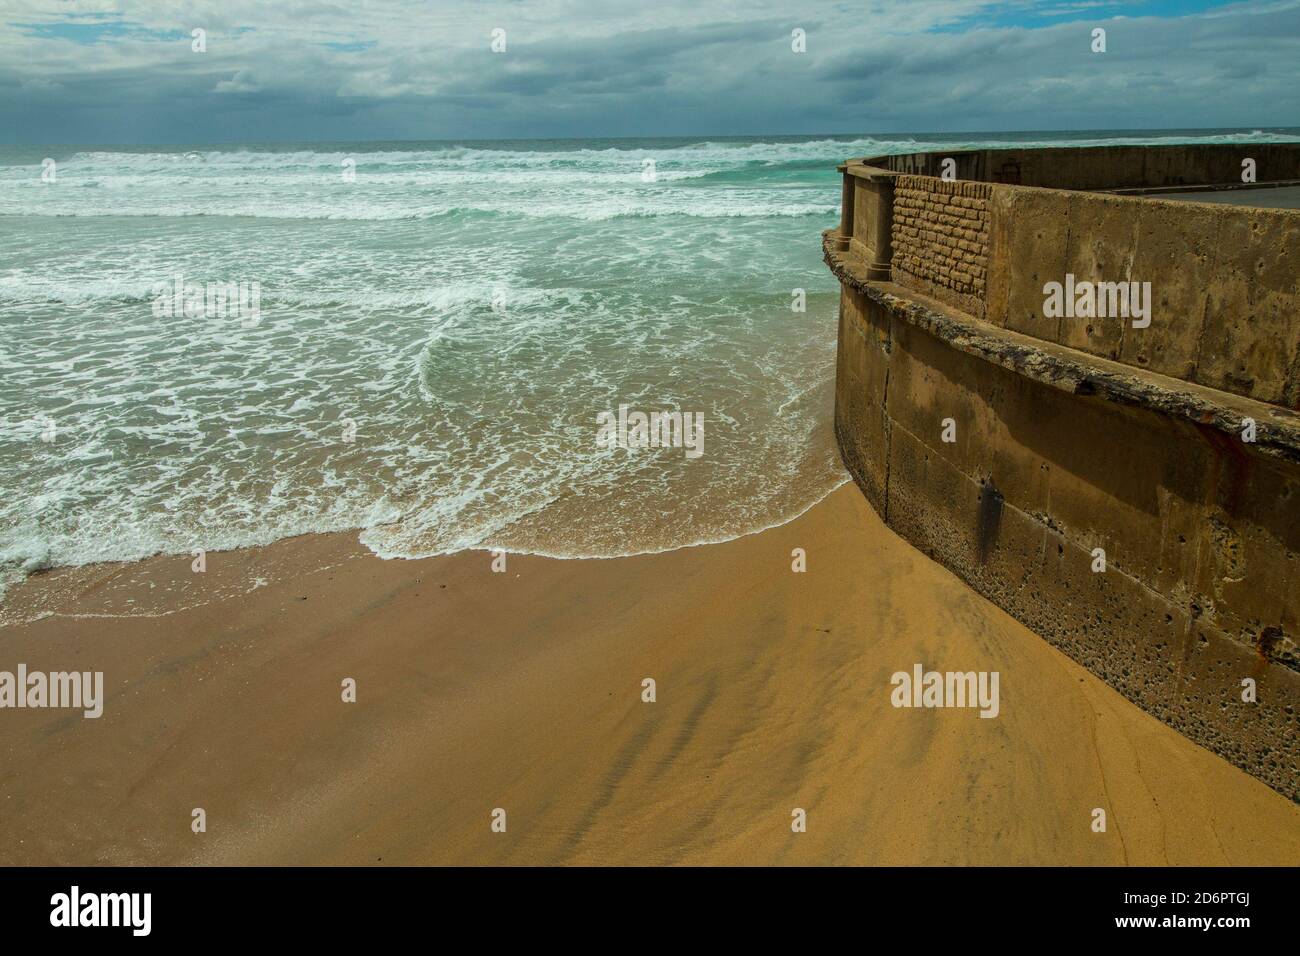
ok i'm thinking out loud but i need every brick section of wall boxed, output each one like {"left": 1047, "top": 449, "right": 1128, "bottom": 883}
{"left": 891, "top": 176, "right": 992, "bottom": 317}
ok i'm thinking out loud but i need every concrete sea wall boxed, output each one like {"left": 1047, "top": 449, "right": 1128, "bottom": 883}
{"left": 825, "top": 144, "right": 1300, "bottom": 799}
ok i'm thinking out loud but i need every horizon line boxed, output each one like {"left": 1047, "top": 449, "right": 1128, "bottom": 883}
{"left": 4, "top": 124, "right": 1299, "bottom": 150}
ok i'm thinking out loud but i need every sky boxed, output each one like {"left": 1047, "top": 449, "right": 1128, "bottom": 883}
{"left": 1, "top": 0, "right": 1297, "bottom": 144}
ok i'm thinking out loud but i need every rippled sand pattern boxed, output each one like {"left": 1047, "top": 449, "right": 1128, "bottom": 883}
{"left": 1, "top": 486, "right": 1295, "bottom": 866}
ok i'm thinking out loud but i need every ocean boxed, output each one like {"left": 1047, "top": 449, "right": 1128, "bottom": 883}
{"left": 2, "top": 129, "right": 1296, "bottom": 600}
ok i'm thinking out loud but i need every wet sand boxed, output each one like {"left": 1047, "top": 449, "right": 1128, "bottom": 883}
{"left": 1, "top": 483, "right": 1296, "bottom": 865}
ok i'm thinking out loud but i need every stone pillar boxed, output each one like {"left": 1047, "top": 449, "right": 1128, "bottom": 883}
{"left": 836, "top": 165, "right": 854, "bottom": 251}
{"left": 850, "top": 172, "right": 895, "bottom": 281}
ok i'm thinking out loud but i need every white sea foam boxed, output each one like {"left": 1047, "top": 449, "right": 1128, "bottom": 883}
{"left": 1, "top": 130, "right": 1294, "bottom": 606}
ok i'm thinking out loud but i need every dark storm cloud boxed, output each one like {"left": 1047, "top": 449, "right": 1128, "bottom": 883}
{"left": 0, "top": 0, "right": 1296, "bottom": 143}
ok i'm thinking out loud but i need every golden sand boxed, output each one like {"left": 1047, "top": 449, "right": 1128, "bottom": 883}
{"left": 1, "top": 484, "right": 1296, "bottom": 865}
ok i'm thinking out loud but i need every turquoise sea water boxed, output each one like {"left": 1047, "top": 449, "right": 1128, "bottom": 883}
{"left": 1, "top": 129, "right": 1296, "bottom": 599}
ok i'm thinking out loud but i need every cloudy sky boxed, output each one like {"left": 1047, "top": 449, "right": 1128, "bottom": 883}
{"left": 1, "top": 0, "right": 1297, "bottom": 144}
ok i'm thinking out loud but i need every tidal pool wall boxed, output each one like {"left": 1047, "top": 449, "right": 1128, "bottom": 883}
{"left": 825, "top": 144, "right": 1300, "bottom": 798}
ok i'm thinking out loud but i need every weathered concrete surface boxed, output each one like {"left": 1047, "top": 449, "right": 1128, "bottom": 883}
{"left": 828, "top": 145, "right": 1300, "bottom": 799}
{"left": 844, "top": 146, "right": 1300, "bottom": 407}
{"left": 981, "top": 184, "right": 1300, "bottom": 406}
{"left": 827, "top": 233, "right": 1300, "bottom": 465}
{"left": 826, "top": 228, "right": 1300, "bottom": 801}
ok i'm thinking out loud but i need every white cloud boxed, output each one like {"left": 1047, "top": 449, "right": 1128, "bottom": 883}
{"left": 0, "top": 0, "right": 1296, "bottom": 142}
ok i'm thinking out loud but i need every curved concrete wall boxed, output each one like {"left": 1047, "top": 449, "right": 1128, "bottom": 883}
{"left": 844, "top": 149, "right": 1300, "bottom": 406}
{"left": 826, "top": 145, "right": 1300, "bottom": 799}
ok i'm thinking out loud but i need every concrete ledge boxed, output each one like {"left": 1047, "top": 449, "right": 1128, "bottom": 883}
{"left": 824, "top": 231, "right": 1300, "bottom": 466}
{"left": 1103, "top": 179, "right": 1300, "bottom": 197}
{"left": 855, "top": 143, "right": 1300, "bottom": 189}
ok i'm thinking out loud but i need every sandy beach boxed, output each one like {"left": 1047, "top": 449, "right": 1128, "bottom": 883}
{"left": 1, "top": 482, "right": 1296, "bottom": 866}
